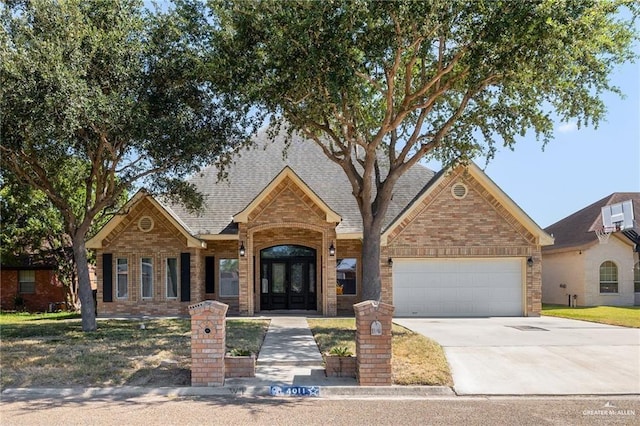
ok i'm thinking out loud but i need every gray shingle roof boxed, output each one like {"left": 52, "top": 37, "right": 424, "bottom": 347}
{"left": 167, "top": 126, "right": 435, "bottom": 236}
{"left": 543, "top": 192, "right": 640, "bottom": 250}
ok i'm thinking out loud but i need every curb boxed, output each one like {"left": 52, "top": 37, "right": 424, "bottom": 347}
{"left": 1, "top": 385, "right": 455, "bottom": 399}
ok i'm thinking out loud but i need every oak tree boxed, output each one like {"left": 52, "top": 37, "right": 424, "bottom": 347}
{"left": 212, "top": 0, "right": 638, "bottom": 300}
{"left": 1, "top": 0, "right": 256, "bottom": 330}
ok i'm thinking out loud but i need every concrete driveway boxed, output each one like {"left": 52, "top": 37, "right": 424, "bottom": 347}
{"left": 394, "top": 316, "right": 640, "bottom": 395}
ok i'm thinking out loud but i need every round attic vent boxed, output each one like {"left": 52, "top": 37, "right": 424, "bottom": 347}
{"left": 451, "top": 183, "right": 468, "bottom": 199}
{"left": 138, "top": 216, "right": 154, "bottom": 232}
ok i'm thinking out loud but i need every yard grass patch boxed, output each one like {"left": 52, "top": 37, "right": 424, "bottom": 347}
{"left": 307, "top": 318, "right": 452, "bottom": 386}
{"left": 0, "top": 313, "right": 269, "bottom": 390}
{"left": 542, "top": 304, "right": 640, "bottom": 328}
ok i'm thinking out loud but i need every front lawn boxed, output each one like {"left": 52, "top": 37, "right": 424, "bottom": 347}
{"left": 0, "top": 313, "right": 269, "bottom": 390}
{"left": 307, "top": 318, "right": 452, "bottom": 386}
{"left": 542, "top": 304, "right": 640, "bottom": 328}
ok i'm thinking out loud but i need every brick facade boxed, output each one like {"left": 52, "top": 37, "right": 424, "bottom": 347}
{"left": 0, "top": 268, "right": 64, "bottom": 312}
{"left": 354, "top": 300, "right": 394, "bottom": 385}
{"left": 90, "top": 165, "right": 545, "bottom": 317}
{"left": 96, "top": 198, "right": 202, "bottom": 316}
{"left": 189, "top": 300, "right": 228, "bottom": 386}
{"left": 382, "top": 167, "right": 543, "bottom": 316}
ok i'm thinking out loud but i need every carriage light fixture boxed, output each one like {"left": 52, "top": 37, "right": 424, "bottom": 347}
{"left": 239, "top": 241, "right": 246, "bottom": 257}
{"left": 329, "top": 241, "right": 336, "bottom": 256}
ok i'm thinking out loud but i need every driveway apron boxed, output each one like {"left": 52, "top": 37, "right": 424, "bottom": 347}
{"left": 394, "top": 317, "right": 640, "bottom": 395}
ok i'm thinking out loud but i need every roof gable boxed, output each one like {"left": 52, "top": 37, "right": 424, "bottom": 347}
{"left": 85, "top": 190, "right": 205, "bottom": 249}
{"left": 234, "top": 166, "right": 341, "bottom": 224}
{"left": 168, "top": 127, "right": 436, "bottom": 236}
{"left": 544, "top": 192, "right": 640, "bottom": 251}
{"left": 382, "top": 162, "right": 553, "bottom": 246}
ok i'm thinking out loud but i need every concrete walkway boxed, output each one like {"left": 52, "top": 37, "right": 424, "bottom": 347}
{"left": 225, "top": 316, "right": 358, "bottom": 388}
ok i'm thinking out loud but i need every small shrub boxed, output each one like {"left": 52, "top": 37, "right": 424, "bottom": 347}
{"left": 229, "top": 348, "right": 252, "bottom": 356}
{"left": 328, "top": 346, "right": 353, "bottom": 357}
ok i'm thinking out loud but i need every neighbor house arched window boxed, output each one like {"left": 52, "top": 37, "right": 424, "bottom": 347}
{"left": 599, "top": 261, "right": 618, "bottom": 293}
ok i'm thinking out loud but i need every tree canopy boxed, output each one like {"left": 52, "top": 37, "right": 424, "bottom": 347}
{"left": 212, "top": 0, "right": 639, "bottom": 300}
{"left": 1, "top": 0, "right": 257, "bottom": 330}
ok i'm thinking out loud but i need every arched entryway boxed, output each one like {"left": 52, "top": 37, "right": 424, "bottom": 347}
{"left": 260, "top": 245, "right": 317, "bottom": 310}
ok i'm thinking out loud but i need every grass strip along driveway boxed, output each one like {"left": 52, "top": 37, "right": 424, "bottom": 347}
{"left": 542, "top": 305, "right": 640, "bottom": 328}
{"left": 307, "top": 318, "right": 452, "bottom": 386}
{"left": 0, "top": 313, "right": 269, "bottom": 390}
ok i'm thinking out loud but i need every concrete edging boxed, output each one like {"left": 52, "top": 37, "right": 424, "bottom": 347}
{"left": 1, "top": 385, "right": 455, "bottom": 399}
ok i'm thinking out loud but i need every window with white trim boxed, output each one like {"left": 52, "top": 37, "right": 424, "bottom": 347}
{"left": 166, "top": 257, "right": 179, "bottom": 299}
{"left": 141, "top": 257, "right": 153, "bottom": 299}
{"left": 116, "top": 258, "right": 128, "bottom": 299}
{"left": 18, "top": 270, "right": 36, "bottom": 294}
{"left": 599, "top": 261, "right": 618, "bottom": 293}
{"left": 219, "top": 258, "right": 239, "bottom": 297}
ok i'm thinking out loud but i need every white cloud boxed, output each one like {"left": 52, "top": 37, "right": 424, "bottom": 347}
{"left": 557, "top": 121, "right": 578, "bottom": 133}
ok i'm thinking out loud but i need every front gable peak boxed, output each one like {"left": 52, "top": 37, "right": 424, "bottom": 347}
{"left": 85, "top": 189, "right": 206, "bottom": 249}
{"left": 382, "top": 162, "right": 553, "bottom": 247}
{"left": 233, "top": 166, "right": 341, "bottom": 224}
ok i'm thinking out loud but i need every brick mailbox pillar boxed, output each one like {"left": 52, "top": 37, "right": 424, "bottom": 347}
{"left": 353, "top": 300, "right": 394, "bottom": 386}
{"left": 189, "top": 300, "right": 228, "bottom": 387}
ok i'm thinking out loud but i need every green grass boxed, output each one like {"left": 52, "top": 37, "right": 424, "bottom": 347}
{"left": 542, "top": 304, "right": 640, "bottom": 328}
{"left": 0, "top": 313, "right": 269, "bottom": 390}
{"left": 0, "top": 311, "right": 81, "bottom": 324}
{"left": 307, "top": 318, "right": 452, "bottom": 386}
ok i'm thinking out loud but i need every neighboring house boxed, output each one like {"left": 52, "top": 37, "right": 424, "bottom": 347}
{"left": 86, "top": 128, "right": 553, "bottom": 317}
{"left": 0, "top": 256, "right": 65, "bottom": 312}
{"left": 542, "top": 193, "right": 640, "bottom": 307}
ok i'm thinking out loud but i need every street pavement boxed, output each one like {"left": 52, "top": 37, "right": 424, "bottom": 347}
{"left": 2, "top": 394, "right": 639, "bottom": 425}
{"left": 394, "top": 316, "right": 640, "bottom": 395}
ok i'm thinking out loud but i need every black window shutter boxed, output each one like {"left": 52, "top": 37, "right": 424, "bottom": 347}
{"left": 180, "top": 252, "right": 191, "bottom": 302}
{"left": 102, "top": 253, "right": 113, "bottom": 302}
{"left": 205, "top": 256, "right": 215, "bottom": 294}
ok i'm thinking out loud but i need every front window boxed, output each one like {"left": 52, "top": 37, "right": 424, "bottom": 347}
{"left": 634, "top": 262, "right": 640, "bottom": 293}
{"left": 116, "top": 258, "right": 128, "bottom": 299}
{"left": 336, "top": 258, "right": 357, "bottom": 295}
{"left": 18, "top": 270, "right": 36, "bottom": 294}
{"left": 599, "top": 261, "right": 618, "bottom": 293}
{"left": 219, "top": 258, "right": 239, "bottom": 297}
{"left": 141, "top": 257, "right": 153, "bottom": 299}
{"left": 166, "top": 258, "right": 178, "bottom": 299}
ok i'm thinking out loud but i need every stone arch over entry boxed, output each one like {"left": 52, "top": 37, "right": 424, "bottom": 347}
{"left": 244, "top": 222, "right": 337, "bottom": 315}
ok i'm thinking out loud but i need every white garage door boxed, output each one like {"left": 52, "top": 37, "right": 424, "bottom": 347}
{"left": 393, "top": 258, "right": 523, "bottom": 317}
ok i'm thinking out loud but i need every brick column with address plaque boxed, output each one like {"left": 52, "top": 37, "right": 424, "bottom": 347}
{"left": 189, "top": 300, "right": 228, "bottom": 387}
{"left": 353, "top": 300, "right": 394, "bottom": 386}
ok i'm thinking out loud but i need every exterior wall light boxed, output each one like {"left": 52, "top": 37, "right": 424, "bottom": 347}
{"left": 239, "top": 241, "right": 246, "bottom": 257}
{"left": 329, "top": 241, "right": 336, "bottom": 256}
{"left": 388, "top": 258, "right": 393, "bottom": 267}
{"left": 527, "top": 257, "right": 533, "bottom": 267}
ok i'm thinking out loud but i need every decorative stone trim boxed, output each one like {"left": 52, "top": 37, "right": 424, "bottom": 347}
{"left": 138, "top": 215, "right": 154, "bottom": 232}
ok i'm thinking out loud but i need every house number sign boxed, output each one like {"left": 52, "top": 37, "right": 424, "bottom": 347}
{"left": 270, "top": 385, "right": 319, "bottom": 397}
{"left": 370, "top": 320, "right": 382, "bottom": 336}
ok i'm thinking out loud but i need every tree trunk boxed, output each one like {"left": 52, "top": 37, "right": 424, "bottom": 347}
{"left": 72, "top": 235, "right": 97, "bottom": 331}
{"left": 361, "top": 220, "right": 384, "bottom": 301}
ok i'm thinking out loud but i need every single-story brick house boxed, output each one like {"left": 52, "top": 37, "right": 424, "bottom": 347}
{"left": 0, "top": 256, "right": 65, "bottom": 312}
{"left": 86, "top": 129, "right": 553, "bottom": 317}
{"left": 542, "top": 193, "right": 640, "bottom": 307}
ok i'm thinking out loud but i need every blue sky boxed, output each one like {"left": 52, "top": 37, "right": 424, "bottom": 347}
{"left": 426, "top": 56, "right": 639, "bottom": 229}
